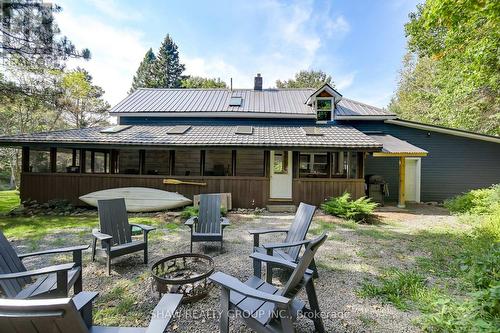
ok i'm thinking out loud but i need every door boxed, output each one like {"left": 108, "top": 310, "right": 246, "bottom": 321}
{"left": 270, "top": 151, "right": 293, "bottom": 199}
{"left": 405, "top": 158, "right": 421, "bottom": 202}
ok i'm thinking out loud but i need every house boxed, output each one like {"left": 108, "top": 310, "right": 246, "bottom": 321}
{"left": 0, "top": 74, "right": 499, "bottom": 209}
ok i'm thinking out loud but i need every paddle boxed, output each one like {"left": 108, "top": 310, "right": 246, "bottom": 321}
{"left": 163, "top": 179, "right": 207, "bottom": 186}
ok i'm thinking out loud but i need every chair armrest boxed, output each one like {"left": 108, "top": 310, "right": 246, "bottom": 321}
{"left": 250, "top": 252, "right": 314, "bottom": 275}
{"left": 220, "top": 217, "right": 230, "bottom": 227}
{"left": 18, "top": 245, "right": 90, "bottom": 259}
{"left": 130, "top": 223, "right": 156, "bottom": 232}
{"left": 72, "top": 291, "right": 99, "bottom": 311}
{"left": 92, "top": 229, "right": 112, "bottom": 241}
{"left": 184, "top": 217, "right": 198, "bottom": 227}
{"left": 146, "top": 293, "right": 183, "bottom": 333}
{"left": 261, "top": 239, "right": 311, "bottom": 250}
{"left": 247, "top": 228, "right": 288, "bottom": 235}
{"left": 0, "top": 263, "right": 75, "bottom": 280}
{"left": 209, "top": 272, "right": 291, "bottom": 306}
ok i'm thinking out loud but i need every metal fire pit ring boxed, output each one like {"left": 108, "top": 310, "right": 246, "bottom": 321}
{"left": 151, "top": 253, "right": 215, "bottom": 303}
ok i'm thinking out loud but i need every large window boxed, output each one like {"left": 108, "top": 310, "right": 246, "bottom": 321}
{"left": 204, "top": 150, "right": 232, "bottom": 176}
{"left": 316, "top": 98, "right": 332, "bottom": 121}
{"left": 29, "top": 149, "right": 50, "bottom": 173}
{"left": 299, "top": 153, "right": 328, "bottom": 177}
{"left": 56, "top": 148, "right": 78, "bottom": 173}
{"left": 236, "top": 150, "right": 265, "bottom": 176}
{"left": 145, "top": 150, "right": 170, "bottom": 175}
{"left": 118, "top": 150, "right": 139, "bottom": 174}
{"left": 85, "top": 150, "right": 110, "bottom": 173}
{"left": 174, "top": 150, "right": 201, "bottom": 176}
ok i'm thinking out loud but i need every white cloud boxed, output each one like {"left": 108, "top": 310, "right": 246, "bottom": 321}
{"left": 57, "top": 5, "right": 147, "bottom": 105}
{"left": 325, "top": 16, "right": 350, "bottom": 37}
{"left": 87, "top": 0, "right": 142, "bottom": 21}
{"left": 335, "top": 72, "right": 356, "bottom": 90}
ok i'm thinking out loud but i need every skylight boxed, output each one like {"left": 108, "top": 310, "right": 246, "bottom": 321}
{"left": 229, "top": 97, "right": 243, "bottom": 107}
{"left": 303, "top": 127, "right": 323, "bottom": 136}
{"left": 167, "top": 125, "right": 191, "bottom": 134}
{"left": 235, "top": 126, "right": 253, "bottom": 135}
{"left": 100, "top": 125, "right": 131, "bottom": 133}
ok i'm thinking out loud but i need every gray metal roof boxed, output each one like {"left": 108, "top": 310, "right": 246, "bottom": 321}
{"left": 368, "top": 134, "right": 427, "bottom": 155}
{"left": 0, "top": 125, "right": 382, "bottom": 150}
{"left": 109, "top": 88, "right": 394, "bottom": 118}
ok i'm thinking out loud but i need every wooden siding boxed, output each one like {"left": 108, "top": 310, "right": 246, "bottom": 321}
{"left": 20, "top": 173, "right": 269, "bottom": 208}
{"left": 292, "top": 178, "right": 365, "bottom": 206}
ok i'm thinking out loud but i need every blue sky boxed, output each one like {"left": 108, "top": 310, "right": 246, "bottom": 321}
{"left": 58, "top": 0, "right": 420, "bottom": 107}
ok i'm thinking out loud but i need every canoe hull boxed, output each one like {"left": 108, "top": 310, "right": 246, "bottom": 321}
{"left": 79, "top": 187, "right": 192, "bottom": 212}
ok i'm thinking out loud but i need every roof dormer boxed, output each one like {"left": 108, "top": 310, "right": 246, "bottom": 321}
{"left": 306, "top": 83, "right": 343, "bottom": 122}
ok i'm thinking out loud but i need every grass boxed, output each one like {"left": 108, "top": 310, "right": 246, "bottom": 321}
{"left": 0, "top": 190, "right": 20, "bottom": 214}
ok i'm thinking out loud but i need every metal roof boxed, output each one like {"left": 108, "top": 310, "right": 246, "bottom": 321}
{"left": 368, "top": 134, "right": 428, "bottom": 156}
{"left": 0, "top": 125, "right": 382, "bottom": 150}
{"left": 109, "top": 88, "right": 394, "bottom": 118}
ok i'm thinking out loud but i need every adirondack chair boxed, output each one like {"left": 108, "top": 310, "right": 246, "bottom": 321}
{"left": 0, "top": 291, "right": 183, "bottom": 333}
{"left": 0, "top": 231, "right": 88, "bottom": 299}
{"left": 185, "top": 193, "right": 230, "bottom": 253}
{"left": 248, "top": 202, "right": 317, "bottom": 283}
{"left": 210, "top": 233, "right": 328, "bottom": 333}
{"left": 92, "top": 198, "right": 155, "bottom": 275}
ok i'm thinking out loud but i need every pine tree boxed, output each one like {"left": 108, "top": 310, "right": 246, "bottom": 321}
{"left": 130, "top": 48, "right": 157, "bottom": 92}
{"left": 153, "top": 34, "right": 185, "bottom": 88}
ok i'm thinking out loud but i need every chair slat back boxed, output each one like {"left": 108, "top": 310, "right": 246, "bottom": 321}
{"left": 280, "top": 233, "right": 327, "bottom": 298}
{"left": 283, "top": 203, "right": 316, "bottom": 260}
{"left": 97, "top": 198, "right": 131, "bottom": 246}
{"left": 0, "top": 297, "right": 89, "bottom": 333}
{"left": 0, "top": 231, "right": 30, "bottom": 298}
{"left": 196, "top": 194, "right": 222, "bottom": 234}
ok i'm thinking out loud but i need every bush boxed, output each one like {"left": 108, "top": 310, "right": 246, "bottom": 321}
{"left": 445, "top": 184, "right": 500, "bottom": 215}
{"left": 321, "top": 192, "right": 377, "bottom": 222}
{"left": 180, "top": 205, "right": 227, "bottom": 219}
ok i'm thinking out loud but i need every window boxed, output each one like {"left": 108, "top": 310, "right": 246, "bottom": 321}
{"left": 205, "top": 150, "right": 232, "bottom": 176}
{"left": 299, "top": 153, "right": 328, "bottom": 177}
{"left": 316, "top": 98, "right": 332, "bottom": 121}
{"left": 56, "top": 148, "right": 78, "bottom": 173}
{"left": 84, "top": 150, "right": 110, "bottom": 173}
{"left": 118, "top": 149, "right": 140, "bottom": 174}
{"left": 331, "top": 152, "right": 347, "bottom": 178}
{"left": 229, "top": 97, "right": 243, "bottom": 106}
{"left": 236, "top": 150, "right": 264, "bottom": 176}
{"left": 174, "top": 150, "right": 201, "bottom": 176}
{"left": 145, "top": 150, "right": 170, "bottom": 175}
{"left": 273, "top": 151, "right": 288, "bottom": 174}
{"left": 29, "top": 149, "right": 50, "bottom": 173}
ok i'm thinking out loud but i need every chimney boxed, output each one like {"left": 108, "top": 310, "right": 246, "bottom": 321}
{"left": 254, "top": 73, "right": 262, "bottom": 91}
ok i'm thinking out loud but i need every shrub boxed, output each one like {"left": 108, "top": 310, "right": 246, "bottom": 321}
{"left": 321, "top": 192, "right": 377, "bottom": 222}
{"left": 445, "top": 184, "right": 500, "bottom": 215}
{"left": 180, "top": 205, "right": 227, "bottom": 219}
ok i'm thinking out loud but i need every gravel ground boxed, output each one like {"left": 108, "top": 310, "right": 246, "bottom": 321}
{"left": 12, "top": 204, "right": 460, "bottom": 332}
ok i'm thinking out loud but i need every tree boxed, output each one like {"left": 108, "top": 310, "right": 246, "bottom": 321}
{"left": 152, "top": 34, "right": 185, "bottom": 88}
{"left": 130, "top": 48, "right": 157, "bottom": 92}
{"left": 58, "top": 69, "right": 110, "bottom": 128}
{"left": 392, "top": 0, "right": 500, "bottom": 135}
{"left": 276, "top": 70, "right": 334, "bottom": 89}
{"left": 181, "top": 76, "right": 227, "bottom": 88}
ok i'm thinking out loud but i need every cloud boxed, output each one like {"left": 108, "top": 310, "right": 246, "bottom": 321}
{"left": 325, "top": 16, "right": 350, "bottom": 37}
{"left": 336, "top": 72, "right": 356, "bottom": 90}
{"left": 57, "top": 4, "right": 147, "bottom": 105}
{"left": 87, "top": 0, "right": 142, "bottom": 21}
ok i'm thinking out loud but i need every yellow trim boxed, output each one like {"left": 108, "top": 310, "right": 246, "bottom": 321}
{"left": 373, "top": 152, "right": 428, "bottom": 157}
{"left": 398, "top": 157, "right": 406, "bottom": 208}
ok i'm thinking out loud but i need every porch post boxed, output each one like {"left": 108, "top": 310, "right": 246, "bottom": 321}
{"left": 79, "top": 149, "right": 86, "bottom": 173}
{"left": 263, "top": 150, "right": 270, "bottom": 177}
{"left": 139, "top": 150, "right": 146, "bottom": 175}
{"left": 200, "top": 150, "right": 206, "bottom": 176}
{"left": 231, "top": 150, "right": 236, "bottom": 176}
{"left": 110, "top": 150, "right": 118, "bottom": 174}
{"left": 398, "top": 157, "right": 406, "bottom": 208}
{"left": 21, "top": 147, "right": 30, "bottom": 172}
{"left": 169, "top": 150, "right": 175, "bottom": 176}
{"left": 50, "top": 147, "right": 57, "bottom": 173}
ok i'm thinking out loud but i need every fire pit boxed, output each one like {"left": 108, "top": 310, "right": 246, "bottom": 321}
{"left": 151, "top": 253, "right": 215, "bottom": 303}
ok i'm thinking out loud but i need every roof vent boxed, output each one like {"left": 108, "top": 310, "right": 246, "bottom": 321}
{"left": 167, "top": 125, "right": 191, "bottom": 134}
{"left": 235, "top": 126, "right": 253, "bottom": 135}
{"left": 229, "top": 96, "right": 243, "bottom": 107}
{"left": 303, "top": 127, "right": 323, "bottom": 136}
{"left": 100, "top": 125, "right": 131, "bottom": 133}
{"left": 254, "top": 73, "right": 262, "bottom": 91}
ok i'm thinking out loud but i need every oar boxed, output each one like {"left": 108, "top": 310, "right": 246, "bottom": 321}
{"left": 163, "top": 179, "right": 207, "bottom": 186}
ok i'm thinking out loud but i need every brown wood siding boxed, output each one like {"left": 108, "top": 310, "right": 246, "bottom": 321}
{"left": 292, "top": 178, "right": 365, "bottom": 206}
{"left": 20, "top": 173, "right": 270, "bottom": 208}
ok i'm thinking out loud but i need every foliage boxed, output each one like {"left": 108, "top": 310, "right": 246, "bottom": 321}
{"left": 130, "top": 48, "right": 157, "bottom": 92}
{"left": 181, "top": 76, "right": 227, "bottom": 89}
{"left": 444, "top": 184, "right": 500, "bottom": 214}
{"left": 180, "top": 205, "right": 227, "bottom": 219}
{"left": 391, "top": 0, "right": 500, "bottom": 135}
{"left": 321, "top": 192, "right": 377, "bottom": 222}
{"left": 152, "top": 34, "right": 185, "bottom": 88}
{"left": 276, "top": 70, "right": 334, "bottom": 89}
{"left": 59, "top": 68, "right": 110, "bottom": 128}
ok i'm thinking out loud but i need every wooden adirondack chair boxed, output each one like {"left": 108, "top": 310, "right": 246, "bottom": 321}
{"left": 0, "top": 291, "right": 182, "bottom": 333}
{"left": 185, "top": 193, "right": 230, "bottom": 253}
{"left": 92, "top": 198, "right": 155, "bottom": 275}
{"left": 248, "top": 202, "right": 317, "bottom": 283}
{"left": 210, "top": 233, "right": 328, "bottom": 333}
{"left": 0, "top": 231, "right": 88, "bottom": 299}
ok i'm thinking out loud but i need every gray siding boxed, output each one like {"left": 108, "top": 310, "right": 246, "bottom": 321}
{"left": 348, "top": 121, "right": 500, "bottom": 202}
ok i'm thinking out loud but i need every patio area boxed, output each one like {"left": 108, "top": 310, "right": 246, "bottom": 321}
{"left": 1, "top": 200, "right": 463, "bottom": 333}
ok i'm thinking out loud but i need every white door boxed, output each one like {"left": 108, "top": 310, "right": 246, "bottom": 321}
{"left": 270, "top": 151, "right": 293, "bottom": 199}
{"left": 405, "top": 158, "right": 421, "bottom": 202}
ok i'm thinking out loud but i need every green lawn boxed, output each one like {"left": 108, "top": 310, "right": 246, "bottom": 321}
{"left": 0, "top": 190, "right": 20, "bottom": 214}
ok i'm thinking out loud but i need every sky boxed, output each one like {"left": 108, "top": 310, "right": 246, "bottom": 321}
{"left": 57, "top": 0, "right": 421, "bottom": 108}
